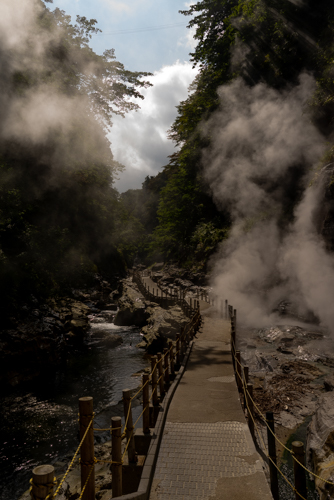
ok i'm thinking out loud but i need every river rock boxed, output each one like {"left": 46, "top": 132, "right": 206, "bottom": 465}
{"left": 307, "top": 392, "right": 334, "bottom": 499}
{"left": 18, "top": 442, "right": 113, "bottom": 500}
{"left": 138, "top": 304, "right": 189, "bottom": 353}
{"left": 113, "top": 280, "right": 149, "bottom": 327}
{"left": 324, "top": 376, "right": 334, "bottom": 391}
{"left": 153, "top": 263, "right": 207, "bottom": 287}
{"left": 89, "top": 326, "right": 123, "bottom": 347}
{"left": 0, "top": 298, "right": 91, "bottom": 388}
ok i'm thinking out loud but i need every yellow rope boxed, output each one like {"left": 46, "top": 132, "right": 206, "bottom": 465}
{"left": 123, "top": 398, "right": 132, "bottom": 435}
{"left": 40, "top": 278, "right": 201, "bottom": 499}
{"left": 29, "top": 477, "right": 57, "bottom": 500}
{"left": 77, "top": 462, "right": 95, "bottom": 500}
{"left": 240, "top": 365, "right": 308, "bottom": 500}
{"left": 96, "top": 458, "right": 123, "bottom": 465}
{"left": 51, "top": 415, "right": 94, "bottom": 499}
{"left": 130, "top": 376, "right": 150, "bottom": 401}
{"left": 133, "top": 403, "right": 148, "bottom": 429}
{"left": 232, "top": 338, "right": 334, "bottom": 488}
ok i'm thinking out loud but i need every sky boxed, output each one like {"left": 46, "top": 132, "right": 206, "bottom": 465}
{"left": 49, "top": 0, "right": 199, "bottom": 191}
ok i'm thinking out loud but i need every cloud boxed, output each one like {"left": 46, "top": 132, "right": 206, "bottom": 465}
{"left": 99, "top": 0, "right": 149, "bottom": 13}
{"left": 178, "top": 2, "right": 196, "bottom": 50}
{"left": 178, "top": 25, "right": 196, "bottom": 50}
{"left": 110, "top": 60, "right": 198, "bottom": 192}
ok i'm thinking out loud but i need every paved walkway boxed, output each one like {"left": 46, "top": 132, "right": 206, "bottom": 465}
{"left": 146, "top": 295, "right": 273, "bottom": 500}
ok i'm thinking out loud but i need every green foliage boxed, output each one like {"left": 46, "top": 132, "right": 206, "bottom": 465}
{"left": 118, "top": 172, "right": 169, "bottom": 264}
{"left": 0, "top": 2, "right": 152, "bottom": 316}
{"left": 143, "top": 0, "right": 334, "bottom": 268}
{"left": 191, "top": 221, "right": 228, "bottom": 262}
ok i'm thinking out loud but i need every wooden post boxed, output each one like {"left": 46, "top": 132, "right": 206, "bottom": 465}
{"left": 169, "top": 341, "right": 175, "bottom": 378}
{"left": 266, "top": 411, "right": 279, "bottom": 500}
{"left": 234, "top": 309, "right": 237, "bottom": 331}
{"left": 31, "top": 465, "right": 55, "bottom": 500}
{"left": 246, "top": 383, "right": 254, "bottom": 440}
{"left": 231, "top": 325, "right": 236, "bottom": 370}
{"left": 243, "top": 366, "right": 249, "bottom": 385}
{"left": 180, "top": 327, "right": 184, "bottom": 359}
{"left": 151, "top": 356, "right": 159, "bottom": 406}
{"left": 157, "top": 352, "right": 165, "bottom": 399}
{"left": 176, "top": 333, "right": 181, "bottom": 368}
{"left": 142, "top": 374, "right": 150, "bottom": 434}
{"left": 183, "top": 325, "right": 188, "bottom": 345}
{"left": 225, "top": 300, "right": 228, "bottom": 319}
{"left": 236, "top": 351, "right": 242, "bottom": 391}
{"left": 112, "top": 416, "right": 122, "bottom": 497}
{"left": 163, "top": 347, "right": 170, "bottom": 387}
{"left": 243, "top": 366, "right": 249, "bottom": 411}
{"left": 292, "top": 441, "right": 307, "bottom": 500}
{"left": 122, "top": 389, "right": 136, "bottom": 463}
{"left": 79, "top": 397, "right": 95, "bottom": 500}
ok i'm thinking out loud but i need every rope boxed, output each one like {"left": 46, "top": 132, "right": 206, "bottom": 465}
{"left": 29, "top": 477, "right": 57, "bottom": 500}
{"left": 232, "top": 337, "right": 334, "bottom": 489}
{"left": 131, "top": 376, "right": 150, "bottom": 401}
{"left": 51, "top": 415, "right": 95, "bottom": 499}
{"left": 123, "top": 398, "right": 132, "bottom": 435}
{"left": 29, "top": 275, "right": 202, "bottom": 499}
{"left": 78, "top": 462, "right": 95, "bottom": 500}
{"left": 238, "top": 362, "right": 308, "bottom": 500}
{"left": 96, "top": 458, "right": 123, "bottom": 465}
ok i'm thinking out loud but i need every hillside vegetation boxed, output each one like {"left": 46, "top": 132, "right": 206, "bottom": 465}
{"left": 2, "top": 0, "right": 334, "bottom": 319}
{"left": 0, "top": 0, "right": 151, "bottom": 319}
{"left": 125, "top": 0, "right": 334, "bottom": 270}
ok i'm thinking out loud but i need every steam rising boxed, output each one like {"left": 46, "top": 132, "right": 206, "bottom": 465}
{"left": 202, "top": 74, "right": 334, "bottom": 330}
{"left": 0, "top": 0, "right": 115, "bottom": 171}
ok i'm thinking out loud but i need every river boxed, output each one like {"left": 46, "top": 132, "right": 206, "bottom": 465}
{"left": 0, "top": 315, "right": 148, "bottom": 500}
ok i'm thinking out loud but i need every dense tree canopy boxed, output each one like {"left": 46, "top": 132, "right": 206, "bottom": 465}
{"left": 0, "top": 0, "right": 152, "bottom": 318}
{"left": 3, "top": 0, "right": 334, "bottom": 315}
{"left": 136, "top": 0, "right": 334, "bottom": 268}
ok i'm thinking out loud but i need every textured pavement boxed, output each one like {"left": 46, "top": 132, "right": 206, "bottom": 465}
{"left": 148, "top": 298, "right": 273, "bottom": 500}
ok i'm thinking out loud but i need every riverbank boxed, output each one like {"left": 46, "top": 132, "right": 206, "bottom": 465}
{"left": 7, "top": 264, "right": 334, "bottom": 500}
{"left": 0, "top": 274, "right": 120, "bottom": 390}
{"left": 1, "top": 321, "right": 148, "bottom": 500}
{"left": 238, "top": 323, "right": 334, "bottom": 499}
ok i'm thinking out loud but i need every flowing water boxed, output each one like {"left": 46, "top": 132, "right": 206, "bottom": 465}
{"left": 0, "top": 317, "right": 148, "bottom": 500}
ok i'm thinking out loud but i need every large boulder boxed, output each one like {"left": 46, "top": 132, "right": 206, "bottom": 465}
{"left": 138, "top": 304, "right": 189, "bottom": 353}
{"left": 307, "top": 392, "right": 334, "bottom": 499}
{"left": 0, "top": 298, "right": 91, "bottom": 388}
{"left": 113, "top": 281, "right": 149, "bottom": 327}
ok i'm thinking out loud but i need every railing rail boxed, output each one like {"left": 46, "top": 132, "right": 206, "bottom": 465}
{"left": 28, "top": 273, "right": 202, "bottom": 500}
{"left": 229, "top": 312, "right": 329, "bottom": 500}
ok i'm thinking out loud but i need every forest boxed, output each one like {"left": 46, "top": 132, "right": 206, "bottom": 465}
{"left": 123, "top": 0, "right": 334, "bottom": 270}
{"left": 1, "top": 0, "right": 334, "bottom": 321}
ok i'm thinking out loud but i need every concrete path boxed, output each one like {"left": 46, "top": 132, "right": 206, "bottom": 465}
{"left": 148, "top": 301, "right": 273, "bottom": 500}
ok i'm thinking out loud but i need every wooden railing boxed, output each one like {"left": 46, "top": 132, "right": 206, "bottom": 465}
{"left": 28, "top": 274, "right": 202, "bottom": 500}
